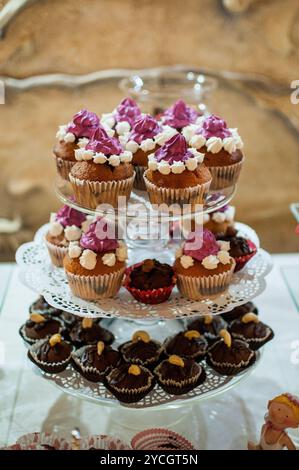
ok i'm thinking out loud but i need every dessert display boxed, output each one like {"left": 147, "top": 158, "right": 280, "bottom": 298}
{"left": 187, "top": 314, "right": 227, "bottom": 345}
{"left": 206, "top": 330, "right": 256, "bottom": 376}
{"left": 68, "top": 318, "right": 114, "bottom": 348}
{"left": 163, "top": 330, "right": 208, "bottom": 361}
{"left": 216, "top": 227, "right": 257, "bottom": 272}
{"left": 174, "top": 228, "right": 235, "bottom": 300}
{"left": 119, "top": 331, "right": 163, "bottom": 368}
{"left": 124, "top": 259, "right": 176, "bottom": 304}
{"left": 221, "top": 301, "right": 258, "bottom": 323}
{"left": 19, "top": 313, "right": 62, "bottom": 344}
{"left": 69, "top": 127, "right": 135, "bottom": 209}
{"left": 106, "top": 363, "right": 155, "bottom": 403}
{"left": 54, "top": 109, "right": 102, "bottom": 181}
{"left": 28, "top": 333, "right": 73, "bottom": 373}
{"left": 182, "top": 114, "right": 244, "bottom": 190}
{"left": 154, "top": 355, "right": 206, "bottom": 395}
{"left": 45, "top": 204, "right": 88, "bottom": 267}
{"left": 63, "top": 218, "right": 128, "bottom": 300}
{"left": 203, "top": 204, "right": 235, "bottom": 236}
{"left": 72, "top": 341, "right": 122, "bottom": 382}
{"left": 143, "top": 134, "right": 212, "bottom": 209}
{"left": 229, "top": 312, "right": 274, "bottom": 350}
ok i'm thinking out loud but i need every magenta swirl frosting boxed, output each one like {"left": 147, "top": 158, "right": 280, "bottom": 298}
{"left": 55, "top": 205, "right": 86, "bottom": 228}
{"left": 197, "top": 115, "right": 232, "bottom": 139}
{"left": 155, "top": 134, "right": 192, "bottom": 163}
{"left": 66, "top": 109, "right": 100, "bottom": 139}
{"left": 183, "top": 229, "right": 219, "bottom": 261}
{"left": 115, "top": 98, "right": 141, "bottom": 126}
{"left": 161, "top": 99, "right": 199, "bottom": 129}
{"left": 130, "top": 115, "right": 161, "bottom": 144}
{"left": 80, "top": 219, "right": 118, "bottom": 253}
{"left": 86, "top": 127, "right": 122, "bottom": 155}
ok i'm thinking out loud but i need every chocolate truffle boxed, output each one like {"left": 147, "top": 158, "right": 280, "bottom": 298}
{"left": 221, "top": 301, "right": 258, "bottom": 323}
{"left": 188, "top": 314, "right": 227, "bottom": 344}
{"left": 69, "top": 318, "right": 114, "bottom": 348}
{"left": 20, "top": 313, "right": 61, "bottom": 344}
{"left": 119, "top": 331, "right": 162, "bottom": 368}
{"left": 106, "top": 363, "right": 155, "bottom": 403}
{"left": 164, "top": 330, "right": 208, "bottom": 361}
{"left": 229, "top": 313, "right": 274, "bottom": 351}
{"left": 28, "top": 334, "right": 72, "bottom": 373}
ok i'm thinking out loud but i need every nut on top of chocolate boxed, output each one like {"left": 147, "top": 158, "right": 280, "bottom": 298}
{"left": 129, "top": 259, "right": 174, "bottom": 290}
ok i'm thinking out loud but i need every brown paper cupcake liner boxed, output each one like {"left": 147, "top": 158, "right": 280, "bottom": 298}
{"left": 133, "top": 165, "right": 147, "bottom": 191}
{"left": 144, "top": 170, "right": 211, "bottom": 209}
{"left": 176, "top": 260, "right": 236, "bottom": 300}
{"left": 154, "top": 364, "right": 206, "bottom": 395}
{"left": 105, "top": 367, "right": 155, "bottom": 403}
{"left": 54, "top": 157, "right": 76, "bottom": 181}
{"left": 66, "top": 268, "right": 125, "bottom": 300}
{"left": 206, "top": 350, "right": 256, "bottom": 376}
{"left": 69, "top": 173, "right": 135, "bottom": 209}
{"left": 28, "top": 339, "right": 73, "bottom": 374}
{"left": 45, "top": 239, "right": 68, "bottom": 267}
{"left": 71, "top": 346, "right": 121, "bottom": 382}
{"left": 208, "top": 155, "right": 244, "bottom": 190}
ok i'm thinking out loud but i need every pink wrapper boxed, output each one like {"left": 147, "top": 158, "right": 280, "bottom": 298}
{"left": 55, "top": 157, "right": 76, "bottom": 181}
{"left": 69, "top": 173, "right": 135, "bottom": 209}
{"left": 45, "top": 238, "right": 68, "bottom": 267}
{"left": 131, "top": 428, "right": 195, "bottom": 450}
{"left": 66, "top": 267, "right": 125, "bottom": 300}
{"left": 208, "top": 155, "right": 244, "bottom": 190}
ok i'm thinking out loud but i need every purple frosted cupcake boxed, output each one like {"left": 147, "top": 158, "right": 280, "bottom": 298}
{"left": 100, "top": 98, "right": 142, "bottom": 137}
{"left": 160, "top": 99, "right": 201, "bottom": 131}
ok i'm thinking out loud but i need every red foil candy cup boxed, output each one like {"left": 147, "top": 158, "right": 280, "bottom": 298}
{"left": 233, "top": 239, "right": 257, "bottom": 272}
{"left": 124, "top": 263, "right": 176, "bottom": 304}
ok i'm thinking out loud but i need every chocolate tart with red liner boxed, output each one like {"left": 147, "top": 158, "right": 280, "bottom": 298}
{"left": 28, "top": 334, "right": 73, "bottom": 373}
{"left": 229, "top": 312, "right": 274, "bottom": 351}
{"left": 163, "top": 330, "right": 208, "bottom": 362}
{"left": 154, "top": 355, "right": 206, "bottom": 395}
{"left": 187, "top": 314, "right": 227, "bottom": 345}
{"left": 216, "top": 230, "right": 257, "bottom": 272}
{"left": 124, "top": 259, "right": 176, "bottom": 305}
{"left": 69, "top": 318, "right": 114, "bottom": 348}
{"left": 206, "top": 330, "right": 256, "bottom": 376}
{"left": 19, "top": 313, "right": 63, "bottom": 345}
{"left": 29, "top": 296, "right": 62, "bottom": 317}
{"left": 119, "top": 331, "right": 163, "bottom": 368}
{"left": 105, "top": 363, "right": 155, "bottom": 403}
{"left": 72, "top": 341, "right": 122, "bottom": 382}
{"left": 221, "top": 301, "right": 258, "bottom": 323}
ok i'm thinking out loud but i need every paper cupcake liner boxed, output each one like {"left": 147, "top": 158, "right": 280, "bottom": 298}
{"left": 233, "top": 239, "right": 257, "bottom": 272}
{"left": 133, "top": 165, "right": 147, "bottom": 191}
{"left": 45, "top": 239, "right": 68, "bottom": 267}
{"left": 71, "top": 346, "right": 121, "bottom": 382}
{"left": 19, "top": 319, "right": 64, "bottom": 346}
{"left": 55, "top": 157, "right": 76, "bottom": 182}
{"left": 208, "top": 156, "right": 244, "bottom": 190}
{"left": 106, "top": 366, "right": 155, "bottom": 403}
{"left": 154, "top": 363, "right": 206, "bottom": 395}
{"left": 206, "top": 349, "right": 256, "bottom": 376}
{"left": 144, "top": 170, "right": 211, "bottom": 209}
{"left": 66, "top": 268, "right": 125, "bottom": 301}
{"left": 131, "top": 428, "right": 195, "bottom": 450}
{"left": 176, "top": 260, "right": 236, "bottom": 300}
{"left": 124, "top": 262, "right": 176, "bottom": 304}
{"left": 28, "top": 338, "right": 73, "bottom": 374}
{"left": 69, "top": 173, "right": 135, "bottom": 209}
{"left": 231, "top": 327, "right": 274, "bottom": 351}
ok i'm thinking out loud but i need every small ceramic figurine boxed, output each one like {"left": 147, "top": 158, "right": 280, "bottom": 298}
{"left": 248, "top": 393, "right": 299, "bottom": 450}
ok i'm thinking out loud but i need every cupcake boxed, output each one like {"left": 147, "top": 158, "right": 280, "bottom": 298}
{"left": 143, "top": 134, "right": 212, "bottom": 209}
{"left": 29, "top": 296, "right": 61, "bottom": 317}
{"left": 187, "top": 314, "right": 227, "bottom": 345}
{"left": 53, "top": 109, "right": 102, "bottom": 181}
{"left": 63, "top": 218, "right": 127, "bottom": 300}
{"left": 154, "top": 355, "right": 206, "bottom": 395}
{"left": 163, "top": 330, "right": 208, "bottom": 361}
{"left": 122, "top": 115, "right": 162, "bottom": 190}
{"left": 45, "top": 204, "right": 89, "bottom": 267}
{"left": 124, "top": 259, "right": 176, "bottom": 304}
{"left": 203, "top": 204, "right": 235, "bottom": 236}
{"left": 106, "top": 363, "right": 155, "bottom": 403}
{"left": 159, "top": 99, "right": 202, "bottom": 132}
{"left": 182, "top": 114, "right": 244, "bottom": 190}
{"left": 28, "top": 333, "right": 72, "bottom": 373}
{"left": 221, "top": 301, "right": 258, "bottom": 323}
{"left": 72, "top": 341, "right": 121, "bottom": 382}
{"left": 100, "top": 97, "right": 142, "bottom": 137}
{"left": 206, "top": 329, "right": 256, "bottom": 376}
{"left": 69, "top": 317, "right": 114, "bottom": 348}
{"left": 19, "top": 313, "right": 62, "bottom": 345}
{"left": 174, "top": 228, "right": 236, "bottom": 300}
{"left": 69, "top": 127, "right": 135, "bottom": 209}
{"left": 216, "top": 232, "right": 257, "bottom": 272}
{"left": 230, "top": 312, "right": 274, "bottom": 351}
{"left": 119, "top": 331, "right": 163, "bottom": 368}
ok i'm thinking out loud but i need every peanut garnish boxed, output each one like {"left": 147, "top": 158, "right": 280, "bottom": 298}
{"left": 168, "top": 355, "right": 185, "bottom": 367}
{"left": 132, "top": 330, "right": 150, "bottom": 343}
{"left": 49, "top": 333, "right": 62, "bottom": 347}
{"left": 219, "top": 329, "right": 232, "bottom": 348}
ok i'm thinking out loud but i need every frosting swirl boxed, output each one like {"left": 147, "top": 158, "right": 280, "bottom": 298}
{"left": 66, "top": 109, "right": 100, "bottom": 139}
{"left": 115, "top": 98, "right": 141, "bottom": 126}
{"left": 155, "top": 134, "right": 193, "bottom": 164}
{"left": 130, "top": 115, "right": 161, "bottom": 144}
{"left": 183, "top": 228, "right": 219, "bottom": 261}
{"left": 80, "top": 219, "right": 118, "bottom": 253}
{"left": 197, "top": 115, "right": 232, "bottom": 139}
{"left": 55, "top": 205, "right": 86, "bottom": 228}
{"left": 161, "top": 99, "right": 199, "bottom": 129}
{"left": 86, "top": 127, "right": 122, "bottom": 156}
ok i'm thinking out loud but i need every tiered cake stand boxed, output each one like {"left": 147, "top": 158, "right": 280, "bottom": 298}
{"left": 16, "top": 178, "right": 272, "bottom": 409}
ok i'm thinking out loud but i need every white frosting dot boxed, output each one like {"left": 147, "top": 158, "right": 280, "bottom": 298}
{"left": 223, "top": 137, "right": 236, "bottom": 154}
{"left": 101, "top": 113, "right": 115, "bottom": 129}
{"left": 81, "top": 149, "right": 94, "bottom": 161}
{"left": 180, "top": 255, "right": 194, "bottom": 269}
{"left": 116, "top": 242, "right": 128, "bottom": 262}
{"left": 79, "top": 249, "right": 97, "bottom": 270}
{"left": 148, "top": 160, "right": 158, "bottom": 171}
{"left": 64, "top": 132, "right": 76, "bottom": 143}
{"left": 190, "top": 134, "right": 206, "bottom": 149}
{"left": 49, "top": 221, "right": 64, "bottom": 237}
{"left": 182, "top": 124, "right": 198, "bottom": 142}
{"left": 202, "top": 255, "right": 219, "bottom": 270}
{"left": 68, "top": 243, "right": 82, "bottom": 259}
{"left": 225, "top": 206, "right": 235, "bottom": 222}
{"left": 171, "top": 161, "right": 185, "bottom": 174}
{"left": 102, "top": 252, "right": 116, "bottom": 267}
{"left": 56, "top": 125, "right": 67, "bottom": 140}
{"left": 206, "top": 137, "right": 223, "bottom": 153}
{"left": 78, "top": 137, "right": 89, "bottom": 148}
{"left": 203, "top": 213, "right": 210, "bottom": 224}
{"left": 108, "top": 155, "right": 121, "bottom": 167}
{"left": 212, "top": 212, "right": 226, "bottom": 223}
{"left": 154, "top": 126, "right": 177, "bottom": 146}
{"left": 115, "top": 121, "right": 131, "bottom": 135}
{"left": 188, "top": 148, "right": 204, "bottom": 163}
{"left": 103, "top": 126, "right": 115, "bottom": 138}
{"left": 185, "top": 157, "right": 198, "bottom": 171}
{"left": 120, "top": 151, "right": 133, "bottom": 163}
{"left": 217, "top": 250, "right": 231, "bottom": 265}
{"left": 93, "top": 152, "right": 107, "bottom": 164}
{"left": 125, "top": 140, "right": 139, "bottom": 153}
{"left": 140, "top": 139, "right": 155, "bottom": 152}
{"left": 157, "top": 161, "right": 171, "bottom": 175}
{"left": 217, "top": 240, "right": 230, "bottom": 252}
{"left": 81, "top": 216, "right": 94, "bottom": 233}
{"left": 74, "top": 148, "right": 84, "bottom": 161}
{"left": 64, "top": 225, "right": 82, "bottom": 242}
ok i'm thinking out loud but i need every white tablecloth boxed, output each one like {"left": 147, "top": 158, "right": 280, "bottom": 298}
{"left": 1, "top": 255, "right": 299, "bottom": 450}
